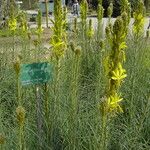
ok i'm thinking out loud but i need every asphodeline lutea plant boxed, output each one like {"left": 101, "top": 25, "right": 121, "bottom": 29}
{"left": 100, "top": 13, "right": 129, "bottom": 150}
{"left": 50, "top": 0, "right": 67, "bottom": 60}
{"left": 97, "top": 1, "right": 104, "bottom": 39}
{"left": 107, "top": 2, "right": 113, "bottom": 22}
{"left": 8, "top": 4, "right": 17, "bottom": 32}
{"left": 133, "top": 0, "right": 145, "bottom": 38}
{"left": 80, "top": 0, "right": 88, "bottom": 56}
{"left": 18, "top": 12, "right": 28, "bottom": 37}
{"left": 36, "top": 10, "right": 43, "bottom": 39}
{"left": 49, "top": 0, "right": 67, "bottom": 145}
{"left": 69, "top": 42, "right": 82, "bottom": 149}
{"left": 80, "top": 0, "right": 88, "bottom": 32}
{"left": 97, "top": 0, "right": 104, "bottom": 22}
{"left": 105, "top": 15, "right": 129, "bottom": 115}
{"left": 120, "top": 0, "right": 131, "bottom": 23}
{"left": 34, "top": 10, "right": 43, "bottom": 61}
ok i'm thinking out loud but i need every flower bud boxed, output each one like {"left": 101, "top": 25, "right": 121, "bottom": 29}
{"left": 75, "top": 46, "right": 81, "bottom": 56}
{"left": 113, "top": 17, "right": 123, "bottom": 36}
{"left": 16, "top": 106, "right": 25, "bottom": 126}
{"left": 107, "top": 3, "right": 113, "bottom": 18}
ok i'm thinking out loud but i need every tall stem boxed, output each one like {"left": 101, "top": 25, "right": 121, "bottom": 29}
{"left": 45, "top": 0, "right": 49, "bottom": 28}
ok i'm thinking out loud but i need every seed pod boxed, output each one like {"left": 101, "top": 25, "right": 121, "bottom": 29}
{"left": 16, "top": 106, "right": 25, "bottom": 126}
{"left": 75, "top": 46, "right": 81, "bottom": 56}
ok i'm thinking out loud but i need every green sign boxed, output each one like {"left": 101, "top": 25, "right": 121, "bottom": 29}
{"left": 20, "top": 62, "right": 52, "bottom": 85}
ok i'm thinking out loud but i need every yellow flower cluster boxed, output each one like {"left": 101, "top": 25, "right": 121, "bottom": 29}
{"left": 8, "top": 18, "right": 17, "bottom": 31}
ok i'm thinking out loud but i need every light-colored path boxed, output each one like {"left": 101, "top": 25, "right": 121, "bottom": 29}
{"left": 29, "top": 13, "right": 150, "bottom": 34}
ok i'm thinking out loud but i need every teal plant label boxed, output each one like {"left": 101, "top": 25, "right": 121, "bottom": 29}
{"left": 20, "top": 62, "right": 52, "bottom": 85}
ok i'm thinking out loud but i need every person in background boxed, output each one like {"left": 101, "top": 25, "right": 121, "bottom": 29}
{"left": 72, "top": 0, "right": 80, "bottom": 16}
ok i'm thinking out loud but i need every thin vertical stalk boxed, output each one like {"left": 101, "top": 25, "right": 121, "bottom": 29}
{"left": 44, "top": 83, "right": 49, "bottom": 142}
{"left": 35, "top": 86, "right": 43, "bottom": 150}
{"left": 45, "top": 0, "right": 49, "bottom": 28}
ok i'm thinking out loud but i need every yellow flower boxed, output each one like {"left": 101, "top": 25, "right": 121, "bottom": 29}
{"left": 36, "top": 27, "right": 44, "bottom": 35}
{"left": 111, "top": 63, "right": 127, "bottom": 81}
{"left": 50, "top": 37, "right": 65, "bottom": 58}
{"left": 87, "top": 29, "right": 94, "bottom": 38}
{"left": 8, "top": 18, "right": 17, "bottom": 31}
{"left": 107, "top": 93, "right": 123, "bottom": 113}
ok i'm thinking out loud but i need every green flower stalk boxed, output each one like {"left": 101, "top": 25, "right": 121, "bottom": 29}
{"left": 17, "top": 12, "right": 29, "bottom": 62}
{"left": 14, "top": 55, "right": 22, "bottom": 105}
{"left": 8, "top": 2, "right": 17, "bottom": 31}
{"left": 74, "top": 17, "right": 77, "bottom": 32}
{"left": 73, "top": 17, "right": 78, "bottom": 35}
{"left": 80, "top": 0, "right": 88, "bottom": 61}
{"left": 129, "top": 0, "right": 145, "bottom": 122}
{"left": 120, "top": 0, "right": 131, "bottom": 22}
{"left": 63, "top": 6, "right": 68, "bottom": 29}
{"left": 50, "top": 0, "right": 67, "bottom": 146}
{"left": 36, "top": 10, "right": 43, "bottom": 40}
{"left": 16, "top": 106, "right": 25, "bottom": 150}
{"left": 101, "top": 14, "right": 129, "bottom": 149}
{"left": 18, "top": 12, "right": 28, "bottom": 37}
{"left": 107, "top": 3, "right": 113, "bottom": 22}
{"left": 97, "top": 3, "right": 104, "bottom": 25}
{"left": 80, "top": 0, "right": 88, "bottom": 33}
{"left": 87, "top": 19, "right": 94, "bottom": 39}
{"left": 50, "top": 0, "right": 66, "bottom": 60}
{"left": 14, "top": 56, "right": 25, "bottom": 150}
{"left": 34, "top": 10, "right": 43, "bottom": 62}
{"left": 45, "top": 0, "right": 49, "bottom": 28}
{"left": 133, "top": 0, "right": 145, "bottom": 38}
{"left": 97, "top": 3, "right": 104, "bottom": 39}
{"left": 8, "top": 3, "right": 17, "bottom": 60}
{"left": 69, "top": 45, "right": 81, "bottom": 149}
